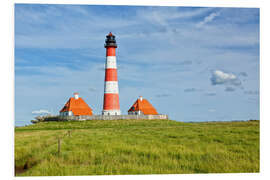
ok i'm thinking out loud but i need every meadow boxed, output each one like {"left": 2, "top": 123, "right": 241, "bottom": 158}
{"left": 14, "top": 119, "right": 259, "bottom": 176}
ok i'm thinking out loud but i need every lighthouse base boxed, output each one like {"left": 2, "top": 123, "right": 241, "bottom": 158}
{"left": 102, "top": 110, "right": 121, "bottom": 116}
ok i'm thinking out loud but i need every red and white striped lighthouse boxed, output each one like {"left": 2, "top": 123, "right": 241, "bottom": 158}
{"left": 102, "top": 32, "right": 121, "bottom": 115}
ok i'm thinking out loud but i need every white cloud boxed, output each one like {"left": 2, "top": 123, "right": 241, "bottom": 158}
{"left": 15, "top": 5, "right": 259, "bottom": 54}
{"left": 208, "top": 109, "right": 216, "bottom": 112}
{"left": 211, "top": 70, "right": 241, "bottom": 86}
{"left": 197, "top": 12, "right": 220, "bottom": 27}
{"left": 32, "top": 109, "right": 51, "bottom": 114}
{"left": 139, "top": 7, "right": 212, "bottom": 26}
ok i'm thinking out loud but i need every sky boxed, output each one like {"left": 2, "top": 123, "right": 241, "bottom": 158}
{"left": 15, "top": 4, "right": 260, "bottom": 126}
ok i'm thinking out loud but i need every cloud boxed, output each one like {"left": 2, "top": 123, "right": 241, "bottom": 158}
{"left": 208, "top": 109, "right": 216, "bottom": 112}
{"left": 32, "top": 109, "right": 51, "bottom": 114}
{"left": 155, "top": 93, "right": 171, "bottom": 98}
{"left": 225, "top": 87, "right": 235, "bottom": 92}
{"left": 139, "top": 7, "right": 212, "bottom": 27}
{"left": 247, "top": 97, "right": 259, "bottom": 103}
{"left": 205, "top": 92, "right": 216, "bottom": 96}
{"left": 197, "top": 12, "right": 220, "bottom": 27}
{"left": 88, "top": 87, "right": 97, "bottom": 92}
{"left": 239, "top": 72, "right": 248, "bottom": 77}
{"left": 177, "top": 60, "right": 192, "bottom": 66}
{"left": 244, "top": 90, "right": 259, "bottom": 95}
{"left": 210, "top": 70, "right": 241, "bottom": 86}
{"left": 184, "top": 88, "right": 203, "bottom": 93}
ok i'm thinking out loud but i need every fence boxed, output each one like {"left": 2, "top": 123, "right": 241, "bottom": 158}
{"left": 33, "top": 114, "right": 168, "bottom": 123}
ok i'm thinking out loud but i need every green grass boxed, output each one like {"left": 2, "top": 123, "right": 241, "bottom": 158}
{"left": 14, "top": 119, "right": 259, "bottom": 176}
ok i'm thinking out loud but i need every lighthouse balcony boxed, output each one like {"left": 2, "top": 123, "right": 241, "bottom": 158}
{"left": 104, "top": 43, "right": 117, "bottom": 48}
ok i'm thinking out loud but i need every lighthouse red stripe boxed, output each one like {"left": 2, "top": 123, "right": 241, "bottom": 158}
{"left": 103, "top": 93, "right": 120, "bottom": 110}
{"left": 106, "top": 47, "right": 116, "bottom": 56}
{"left": 105, "top": 69, "right": 118, "bottom": 81}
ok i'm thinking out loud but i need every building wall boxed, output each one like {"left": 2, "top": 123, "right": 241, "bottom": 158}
{"left": 59, "top": 114, "right": 168, "bottom": 121}
{"left": 128, "top": 111, "right": 142, "bottom": 115}
{"left": 60, "top": 111, "right": 73, "bottom": 116}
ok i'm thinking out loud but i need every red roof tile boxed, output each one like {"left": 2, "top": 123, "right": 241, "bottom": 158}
{"left": 128, "top": 98, "right": 158, "bottom": 115}
{"left": 60, "top": 97, "right": 93, "bottom": 116}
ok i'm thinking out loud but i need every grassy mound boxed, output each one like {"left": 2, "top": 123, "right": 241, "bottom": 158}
{"left": 15, "top": 119, "right": 259, "bottom": 176}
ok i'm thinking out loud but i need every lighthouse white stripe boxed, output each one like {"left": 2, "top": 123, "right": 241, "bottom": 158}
{"left": 106, "top": 56, "right": 117, "bottom": 69}
{"left": 104, "top": 81, "right": 119, "bottom": 94}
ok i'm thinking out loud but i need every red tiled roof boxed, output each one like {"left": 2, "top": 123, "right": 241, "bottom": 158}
{"left": 128, "top": 98, "right": 158, "bottom": 115}
{"left": 60, "top": 97, "right": 93, "bottom": 116}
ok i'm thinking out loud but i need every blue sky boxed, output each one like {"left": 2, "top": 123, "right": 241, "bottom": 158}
{"left": 15, "top": 4, "right": 259, "bottom": 126}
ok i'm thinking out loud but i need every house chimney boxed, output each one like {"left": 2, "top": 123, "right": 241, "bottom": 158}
{"left": 139, "top": 96, "right": 143, "bottom": 101}
{"left": 74, "top": 92, "right": 79, "bottom": 100}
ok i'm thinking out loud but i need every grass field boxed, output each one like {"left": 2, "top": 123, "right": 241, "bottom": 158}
{"left": 14, "top": 119, "right": 259, "bottom": 176}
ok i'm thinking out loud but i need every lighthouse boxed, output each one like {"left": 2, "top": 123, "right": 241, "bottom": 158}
{"left": 102, "top": 32, "right": 121, "bottom": 115}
